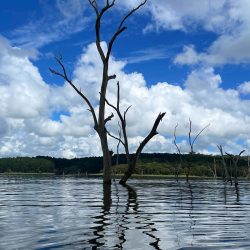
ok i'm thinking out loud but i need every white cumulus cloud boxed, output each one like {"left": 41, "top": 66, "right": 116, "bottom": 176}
{"left": 1, "top": 37, "right": 250, "bottom": 158}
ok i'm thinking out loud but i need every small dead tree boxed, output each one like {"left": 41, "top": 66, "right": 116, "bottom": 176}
{"left": 50, "top": 0, "right": 147, "bottom": 185}
{"left": 173, "top": 123, "right": 182, "bottom": 181}
{"left": 105, "top": 82, "right": 165, "bottom": 184}
{"left": 226, "top": 150, "right": 245, "bottom": 186}
{"left": 217, "top": 145, "right": 231, "bottom": 184}
{"left": 247, "top": 154, "right": 250, "bottom": 179}
{"left": 186, "top": 119, "right": 210, "bottom": 182}
{"left": 208, "top": 159, "right": 217, "bottom": 179}
{"left": 211, "top": 158, "right": 217, "bottom": 178}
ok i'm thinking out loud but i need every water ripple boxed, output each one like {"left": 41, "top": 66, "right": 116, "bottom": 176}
{"left": 1, "top": 176, "right": 250, "bottom": 249}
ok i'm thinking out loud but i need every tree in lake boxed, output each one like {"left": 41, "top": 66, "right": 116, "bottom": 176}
{"left": 173, "top": 119, "right": 209, "bottom": 182}
{"left": 247, "top": 154, "right": 250, "bottom": 179}
{"left": 105, "top": 82, "right": 165, "bottom": 184}
{"left": 217, "top": 145, "right": 231, "bottom": 183}
{"left": 186, "top": 119, "right": 209, "bottom": 182}
{"left": 50, "top": 0, "right": 147, "bottom": 185}
{"left": 173, "top": 123, "right": 182, "bottom": 181}
{"left": 226, "top": 150, "right": 245, "bottom": 186}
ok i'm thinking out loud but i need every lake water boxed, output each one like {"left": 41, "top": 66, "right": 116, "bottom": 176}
{"left": 0, "top": 176, "right": 250, "bottom": 250}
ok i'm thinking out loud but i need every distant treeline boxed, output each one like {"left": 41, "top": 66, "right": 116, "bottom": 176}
{"left": 0, "top": 153, "right": 249, "bottom": 177}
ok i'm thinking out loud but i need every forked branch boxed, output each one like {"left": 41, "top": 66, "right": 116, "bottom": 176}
{"left": 89, "top": 0, "right": 147, "bottom": 63}
{"left": 133, "top": 112, "right": 166, "bottom": 164}
{"left": 103, "top": 79, "right": 165, "bottom": 184}
{"left": 107, "top": 0, "right": 147, "bottom": 61}
{"left": 188, "top": 119, "right": 210, "bottom": 154}
{"left": 102, "top": 81, "right": 131, "bottom": 163}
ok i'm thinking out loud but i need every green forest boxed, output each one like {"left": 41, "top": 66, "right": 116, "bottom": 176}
{"left": 0, "top": 153, "right": 249, "bottom": 178}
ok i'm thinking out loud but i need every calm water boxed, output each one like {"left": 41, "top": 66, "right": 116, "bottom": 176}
{"left": 0, "top": 176, "right": 250, "bottom": 249}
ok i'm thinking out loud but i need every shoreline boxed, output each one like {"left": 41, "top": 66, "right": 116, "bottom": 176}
{"left": 0, "top": 172, "right": 225, "bottom": 180}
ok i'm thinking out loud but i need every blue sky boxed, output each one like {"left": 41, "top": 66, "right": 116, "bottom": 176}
{"left": 1, "top": 0, "right": 250, "bottom": 158}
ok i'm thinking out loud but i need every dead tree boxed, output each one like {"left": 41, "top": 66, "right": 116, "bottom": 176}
{"left": 105, "top": 82, "right": 165, "bottom": 184}
{"left": 50, "top": 0, "right": 147, "bottom": 185}
{"left": 213, "top": 158, "right": 217, "bottom": 178}
{"left": 186, "top": 119, "right": 209, "bottom": 182}
{"left": 247, "top": 154, "right": 250, "bottom": 179}
{"left": 226, "top": 150, "right": 245, "bottom": 186}
{"left": 217, "top": 145, "right": 231, "bottom": 184}
{"left": 173, "top": 124, "right": 182, "bottom": 181}
{"left": 208, "top": 159, "right": 217, "bottom": 179}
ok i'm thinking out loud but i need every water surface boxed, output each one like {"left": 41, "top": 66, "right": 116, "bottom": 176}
{"left": 0, "top": 176, "right": 250, "bottom": 249}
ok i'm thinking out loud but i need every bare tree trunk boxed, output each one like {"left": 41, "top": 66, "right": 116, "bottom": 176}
{"left": 50, "top": 1, "right": 147, "bottom": 185}
{"left": 99, "top": 132, "right": 112, "bottom": 184}
{"left": 98, "top": 62, "right": 112, "bottom": 184}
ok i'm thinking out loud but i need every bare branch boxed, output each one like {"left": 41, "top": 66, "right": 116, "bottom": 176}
{"left": 88, "top": 0, "right": 99, "bottom": 15}
{"left": 106, "top": 0, "right": 147, "bottom": 61}
{"left": 192, "top": 123, "right": 210, "bottom": 147}
{"left": 100, "top": 92, "right": 116, "bottom": 111}
{"left": 225, "top": 152, "right": 232, "bottom": 157}
{"left": 173, "top": 123, "right": 181, "bottom": 155}
{"left": 104, "top": 82, "right": 131, "bottom": 166}
{"left": 118, "top": 121, "right": 122, "bottom": 131}
{"left": 106, "top": 27, "right": 126, "bottom": 61}
{"left": 188, "top": 118, "right": 210, "bottom": 153}
{"left": 124, "top": 105, "right": 132, "bottom": 123}
{"left": 116, "top": 122, "right": 122, "bottom": 165}
{"left": 94, "top": 1, "right": 116, "bottom": 63}
{"left": 50, "top": 56, "right": 98, "bottom": 130}
{"left": 118, "top": 0, "right": 147, "bottom": 30}
{"left": 225, "top": 150, "right": 245, "bottom": 158}
{"left": 106, "top": 129, "right": 125, "bottom": 146}
{"left": 239, "top": 150, "right": 246, "bottom": 157}
{"left": 108, "top": 74, "right": 116, "bottom": 80}
{"left": 104, "top": 113, "right": 114, "bottom": 124}
{"left": 133, "top": 112, "right": 166, "bottom": 163}
{"left": 226, "top": 150, "right": 245, "bottom": 165}
{"left": 188, "top": 118, "right": 192, "bottom": 151}
{"left": 117, "top": 81, "right": 120, "bottom": 111}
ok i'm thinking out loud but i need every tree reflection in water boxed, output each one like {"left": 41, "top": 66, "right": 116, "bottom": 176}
{"left": 120, "top": 183, "right": 161, "bottom": 250}
{"left": 88, "top": 184, "right": 112, "bottom": 248}
{"left": 223, "top": 182, "right": 241, "bottom": 205}
{"left": 88, "top": 183, "right": 161, "bottom": 249}
{"left": 188, "top": 183, "right": 196, "bottom": 247}
{"left": 235, "top": 185, "right": 240, "bottom": 204}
